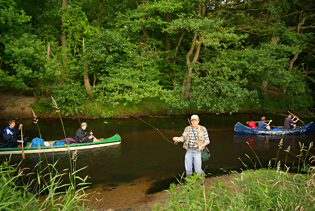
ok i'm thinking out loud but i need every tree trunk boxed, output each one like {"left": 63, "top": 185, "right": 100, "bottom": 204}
{"left": 262, "top": 80, "right": 268, "bottom": 94}
{"left": 165, "top": 13, "right": 171, "bottom": 60}
{"left": 135, "top": 0, "right": 148, "bottom": 40}
{"left": 61, "top": 0, "right": 67, "bottom": 75}
{"left": 98, "top": 0, "right": 104, "bottom": 28}
{"left": 83, "top": 39, "right": 91, "bottom": 95}
{"left": 182, "top": 2, "right": 203, "bottom": 100}
{"left": 183, "top": 31, "right": 201, "bottom": 100}
{"left": 47, "top": 43, "right": 50, "bottom": 58}
{"left": 173, "top": 30, "right": 185, "bottom": 64}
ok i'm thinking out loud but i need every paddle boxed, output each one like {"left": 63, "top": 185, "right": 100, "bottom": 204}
{"left": 252, "top": 120, "right": 271, "bottom": 123}
{"left": 288, "top": 110, "right": 305, "bottom": 125}
{"left": 20, "top": 125, "right": 25, "bottom": 159}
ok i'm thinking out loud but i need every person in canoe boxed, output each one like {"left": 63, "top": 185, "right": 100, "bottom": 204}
{"left": 172, "top": 115, "right": 210, "bottom": 177}
{"left": 258, "top": 116, "right": 272, "bottom": 130}
{"left": 284, "top": 114, "right": 299, "bottom": 129}
{"left": 75, "top": 122, "right": 99, "bottom": 143}
{"left": 1, "top": 120, "right": 27, "bottom": 148}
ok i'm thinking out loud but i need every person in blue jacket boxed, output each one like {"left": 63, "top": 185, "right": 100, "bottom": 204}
{"left": 1, "top": 120, "right": 27, "bottom": 148}
{"left": 258, "top": 116, "right": 272, "bottom": 130}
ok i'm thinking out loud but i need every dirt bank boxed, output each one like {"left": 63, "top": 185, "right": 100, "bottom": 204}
{"left": 0, "top": 92, "right": 37, "bottom": 119}
{"left": 89, "top": 174, "right": 235, "bottom": 211}
{"left": 0, "top": 92, "right": 70, "bottom": 119}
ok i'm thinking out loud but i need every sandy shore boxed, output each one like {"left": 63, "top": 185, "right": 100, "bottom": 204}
{"left": 86, "top": 174, "right": 235, "bottom": 210}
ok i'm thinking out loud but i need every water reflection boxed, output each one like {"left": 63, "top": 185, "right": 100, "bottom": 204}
{"left": 233, "top": 132, "right": 315, "bottom": 167}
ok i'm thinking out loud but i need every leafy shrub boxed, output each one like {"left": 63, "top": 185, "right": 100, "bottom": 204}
{"left": 37, "top": 83, "right": 87, "bottom": 116}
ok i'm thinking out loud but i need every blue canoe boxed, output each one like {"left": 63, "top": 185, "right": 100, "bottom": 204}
{"left": 234, "top": 122, "right": 314, "bottom": 135}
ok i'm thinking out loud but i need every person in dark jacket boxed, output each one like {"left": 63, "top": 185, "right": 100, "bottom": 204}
{"left": 258, "top": 116, "right": 272, "bottom": 130}
{"left": 284, "top": 114, "right": 299, "bottom": 129}
{"left": 1, "top": 120, "right": 27, "bottom": 148}
{"left": 75, "top": 122, "right": 98, "bottom": 143}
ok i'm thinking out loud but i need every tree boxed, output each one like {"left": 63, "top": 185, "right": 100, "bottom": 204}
{"left": 0, "top": 0, "right": 60, "bottom": 95}
{"left": 84, "top": 30, "right": 165, "bottom": 105}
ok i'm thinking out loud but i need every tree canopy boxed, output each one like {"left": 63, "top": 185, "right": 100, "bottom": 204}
{"left": 0, "top": 0, "right": 314, "bottom": 116}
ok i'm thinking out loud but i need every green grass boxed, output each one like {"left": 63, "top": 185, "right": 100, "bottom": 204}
{"left": 0, "top": 149, "right": 93, "bottom": 210}
{"left": 155, "top": 169, "right": 315, "bottom": 211}
{"left": 155, "top": 140, "right": 315, "bottom": 210}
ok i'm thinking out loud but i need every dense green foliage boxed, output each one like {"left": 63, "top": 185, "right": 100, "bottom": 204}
{"left": 0, "top": 0, "right": 314, "bottom": 116}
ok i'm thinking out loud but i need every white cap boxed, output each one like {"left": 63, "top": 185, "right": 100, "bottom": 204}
{"left": 81, "top": 122, "right": 87, "bottom": 126}
{"left": 191, "top": 115, "right": 200, "bottom": 121}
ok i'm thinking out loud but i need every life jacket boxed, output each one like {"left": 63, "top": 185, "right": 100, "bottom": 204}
{"left": 1, "top": 126, "right": 15, "bottom": 137}
{"left": 183, "top": 125, "right": 205, "bottom": 150}
{"left": 247, "top": 121, "right": 257, "bottom": 129}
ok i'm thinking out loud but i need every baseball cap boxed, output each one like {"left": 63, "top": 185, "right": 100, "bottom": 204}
{"left": 191, "top": 115, "right": 200, "bottom": 121}
{"left": 81, "top": 122, "right": 87, "bottom": 126}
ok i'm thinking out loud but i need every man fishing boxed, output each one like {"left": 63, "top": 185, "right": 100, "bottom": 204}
{"left": 173, "top": 115, "right": 210, "bottom": 177}
{"left": 1, "top": 120, "right": 27, "bottom": 148}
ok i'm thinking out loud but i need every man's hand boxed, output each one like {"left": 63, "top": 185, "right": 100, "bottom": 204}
{"left": 19, "top": 124, "right": 23, "bottom": 130}
{"left": 173, "top": 137, "right": 182, "bottom": 143}
{"left": 17, "top": 140, "right": 24, "bottom": 143}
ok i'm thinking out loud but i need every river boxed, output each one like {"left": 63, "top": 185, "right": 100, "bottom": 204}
{"left": 0, "top": 114, "right": 314, "bottom": 209}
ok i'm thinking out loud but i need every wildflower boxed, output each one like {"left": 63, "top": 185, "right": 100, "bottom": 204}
{"left": 31, "top": 109, "right": 39, "bottom": 124}
{"left": 51, "top": 96, "right": 60, "bottom": 113}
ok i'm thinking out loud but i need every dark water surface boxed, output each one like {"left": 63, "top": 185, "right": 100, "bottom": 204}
{"left": 0, "top": 114, "right": 314, "bottom": 195}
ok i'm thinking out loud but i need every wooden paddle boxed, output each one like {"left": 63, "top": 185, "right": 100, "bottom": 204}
{"left": 288, "top": 110, "right": 305, "bottom": 125}
{"left": 21, "top": 125, "right": 25, "bottom": 159}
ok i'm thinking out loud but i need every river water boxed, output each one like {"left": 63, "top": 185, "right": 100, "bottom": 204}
{"left": 0, "top": 114, "right": 314, "bottom": 208}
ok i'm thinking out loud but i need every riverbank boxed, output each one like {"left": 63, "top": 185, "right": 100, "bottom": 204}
{"left": 92, "top": 168, "right": 315, "bottom": 210}
{"left": 1, "top": 92, "right": 314, "bottom": 120}
{"left": 89, "top": 174, "right": 235, "bottom": 210}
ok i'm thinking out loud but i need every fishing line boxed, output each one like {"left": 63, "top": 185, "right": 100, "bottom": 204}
{"left": 134, "top": 116, "right": 177, "bottom": 145}
{"left": 109, "top": 106, "right": 177, "bottom": 145}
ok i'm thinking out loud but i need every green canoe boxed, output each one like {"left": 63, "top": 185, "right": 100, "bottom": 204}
{"left": 0, "top": 134, "right": 121, "bottom": 155}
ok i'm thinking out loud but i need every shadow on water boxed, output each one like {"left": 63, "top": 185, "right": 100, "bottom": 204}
{"left": 0, "top": 114, "right": 314, "bottom": 196}
{"left": 145, "top": 176, "right": 180, "bottom": 195}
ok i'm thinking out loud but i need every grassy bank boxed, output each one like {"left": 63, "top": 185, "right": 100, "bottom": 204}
{"left": 0, "top": 91, "right": 314, "bottom": 119}
{"left": 0, "top": 150, "right": 93, "bottom": 210}
{"left": 33, "top": 98, "right": 315, "bottom": 119}
{"left": 152, "top": 168, "right": 315, "bottom": 210}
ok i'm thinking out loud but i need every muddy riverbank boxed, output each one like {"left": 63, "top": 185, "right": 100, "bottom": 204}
{"left": 91, "top": 174, "right": 235, "bottom": 210}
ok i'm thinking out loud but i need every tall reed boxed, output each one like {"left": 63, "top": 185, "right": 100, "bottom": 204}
{"left": 0, "top": 152, "right": 93, "bottom": 210}
{"left": 51, "top": 96, "right": 67, "bottom": 140}
{"left": 31, "top": 108, "right": 42, "bottom": 139}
